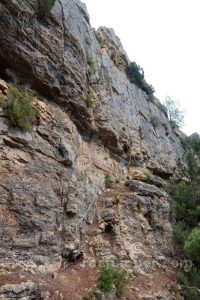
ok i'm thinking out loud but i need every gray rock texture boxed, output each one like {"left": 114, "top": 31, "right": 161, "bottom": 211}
{"left": 0, "top": 281, "right": 39, "bottom": 299}
{"left": 0, "top": 0, "right": 184, "bottom": 299}
{"left": 0, "top": 0, "right": 183, "bottom": 170}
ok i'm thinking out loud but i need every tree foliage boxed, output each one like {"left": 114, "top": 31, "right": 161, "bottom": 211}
{"left": 163, "top": 96, "right": 184, "bottom": 128}
{"left": 184, "top": 227, "right": 200, "bottom": 263}
{"left": 170, "top": 134, "right": 200, "bottom": 298}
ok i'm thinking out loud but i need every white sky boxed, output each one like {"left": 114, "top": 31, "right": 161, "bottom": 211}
{"left": 82, "top": 0, "right": 200, "bottom": 135}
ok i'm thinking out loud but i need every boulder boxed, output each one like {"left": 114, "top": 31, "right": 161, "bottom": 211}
{"left": 59, "top": 140, "right": 74, "bottom": 167}
{"left": 0, "top": 281, "right": 39, "bottom": 299}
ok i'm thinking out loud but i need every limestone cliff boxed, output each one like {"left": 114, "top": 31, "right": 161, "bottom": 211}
{"left": 0, "top": 1, "right": 183, "bottom": 299}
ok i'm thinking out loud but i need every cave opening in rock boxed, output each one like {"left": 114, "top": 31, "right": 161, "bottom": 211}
{"left": 123, "top": 143, "right": 130, "bottom": 153}
{"left": 105, "top": 221, "right": 115, "bottom": 234}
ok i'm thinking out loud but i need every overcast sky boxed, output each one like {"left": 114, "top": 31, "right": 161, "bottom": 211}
{"left": 82, "top": 0, "right": 200, "bottom": 135}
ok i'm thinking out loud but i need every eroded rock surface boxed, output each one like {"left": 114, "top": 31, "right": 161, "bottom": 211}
{"left": 0, "top": 281, "right": 39, "bottom": 300}
{"left": 0, "top": 0, "right": 184, "bottom": 299}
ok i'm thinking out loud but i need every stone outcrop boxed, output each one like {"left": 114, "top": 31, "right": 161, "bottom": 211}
{"left": 0, "top": 281, "right": 39, "bottom": 300}
{"left": 0, "top": 1, "right": 184, "bottom": 299}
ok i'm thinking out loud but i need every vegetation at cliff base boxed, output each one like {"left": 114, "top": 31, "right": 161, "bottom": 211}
{"left": 170, "top": 133, "right": 200, "bottom": 299}
{"left": 100, "top": 262, "right": 128, "bottom": 297}
{"left": 82, "top": 263, "right": 128, "bottom": 299}
{"left": 83, "top": 290, "right": 95, "bottom": 300}
{"left": 0, "top": 85, "right": 39, "bottom": 132}
{"left": 125, "top": 61, "right": 155, "bottom": 96}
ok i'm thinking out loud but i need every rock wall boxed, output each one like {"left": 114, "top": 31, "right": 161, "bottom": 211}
{"left": 0, "top": 0, "right": 184, "bottom": 299}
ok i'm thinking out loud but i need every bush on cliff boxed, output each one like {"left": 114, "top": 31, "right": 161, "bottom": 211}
{"left": 86, "top": 91, "right": 95, "bottom": 108}
{"left": 104, "top": 174, "right": 113, "bottom": 189}
{"left": 37, "top": 0, "right": 55, "bottom": 19}
{"left": 100, "top": 262, "right": 128, "bottom": 297}
{"left": 0, "top": 85, "right": 39, "bottom": 132}
{"left": 125, "top": 62, "right": 155, "bottom": 95}
{"left": 87, "top": 57, "right": 96, "bottom": 76}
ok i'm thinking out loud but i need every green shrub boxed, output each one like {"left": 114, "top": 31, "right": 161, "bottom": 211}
{"left": 0, "top": 94, "right": 7, "bottom": 109}
{"left": 87, "top": 57, "right": 96, "bottom": 76}
{"left": 125, "top": 62, "right": 144, "bottom": 85}
{"left": 44, "top": 0, "right": 55, "bottom": 10}
{"left": 157, "top": 102, "right": 168, "bottom": 117}
{"left": 105, "top": 174, "right": 113, "bottom": 189}
{"left": 173, "top": 221, "right": 189, "bottom": 248}
{"left": 96, "top": 33, "right": 103, "bottom": 44}
{"left": 171, "top": 133, "right": 200, "bottom": 297}
{"left": 184, "top": 287, "right": 199, "bottom": 300}
{"left": 178, "top": 269, "right": 188, "bottom": 285}
{"left": 100, "top": 263, "right": 118, "bottom": 293}
{"left": 83, "top": 290, "right": 94, "bottom": 300}
{"left": 100, "top": 262, "right": 128, "bottom": 297}
{"left": 148, "top": 95, "right": 155, "bottom": 103}
{"left": 145, "top": 170, "right": 153, "bottom": 181}
{"left": 182, "top": 133, "right": 200, "bottom": 157}
{"left": 184, "top": 227, "right": 200, "bottom": 262}
{"left": 125, "top": 62, "right": 155, "bottom": 95}
{"left": 4, "top": 86, "right": 39, "bottom": 132}
{"left": 115, "top": 269, "right": 128, "bottom": 298}
{"left": 150, "top": 115, "right": 160, "bottom": 128}
{"left": 170, "top": 181, "right": 200, "bottom": 228}
{"left": 141, "top": 82, "right": 155, "bottom": 96}
{"left": 178, "top": 267, "right": 200, "bottom": 300}
{"left": 176, "top": 158, "right": 187, "bottom": 175}
{"left": 86, "top": 92, "right": 95, "bottom": 108}
{"left": 37, "top": 0, "right": 55, "bottom": 19}
{"left": 170, "top": 119, "right": 179, "bottom": 129}
{"left": 190, "top": 267, "right": 200, "bottom": 289}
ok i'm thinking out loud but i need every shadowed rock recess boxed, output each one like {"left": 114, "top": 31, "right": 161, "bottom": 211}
{"left": 0, "top": 0, "right": 184, "bottom": 299}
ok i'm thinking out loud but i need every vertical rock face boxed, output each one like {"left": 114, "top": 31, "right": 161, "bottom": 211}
{"left": 0, "top": 1, "right": 183, "bottom": 299}
{"left": 0, "top": 0, "right": 183, "bottom": 169}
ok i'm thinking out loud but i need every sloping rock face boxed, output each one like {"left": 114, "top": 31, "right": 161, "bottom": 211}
{"left": 0, "top": 0, "right": 183, "bottom": 166}
{"left": 0, "top": 1, "right": 184, "bottom": 299}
